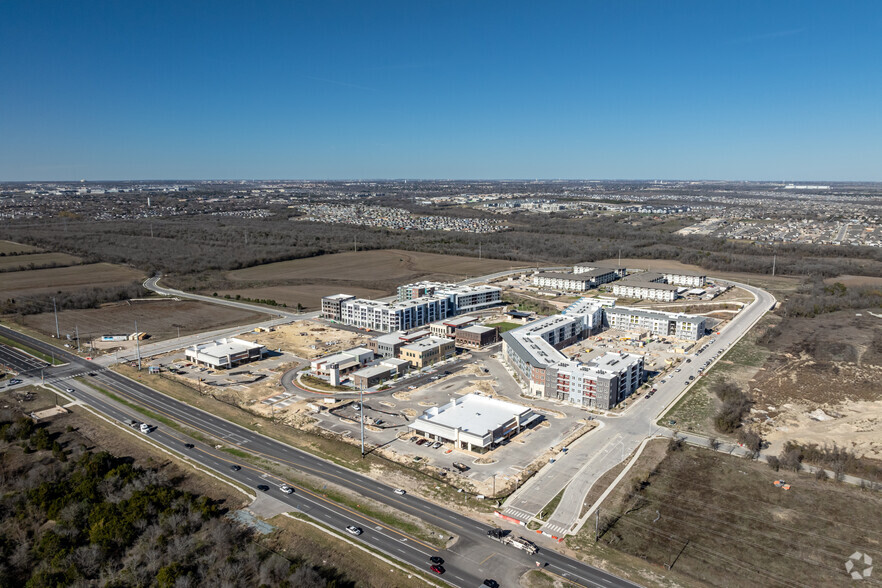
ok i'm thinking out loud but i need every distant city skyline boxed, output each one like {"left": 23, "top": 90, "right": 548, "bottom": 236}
{"left": 1, "top": 1, "right": 880, "bottom": 181}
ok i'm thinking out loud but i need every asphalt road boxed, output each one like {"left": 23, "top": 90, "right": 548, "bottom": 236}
{"left": 0, "top": 324, "right": 636, "bottom": 588}
{"left": 0, "top": 342, "right": 50, "bottom": 375}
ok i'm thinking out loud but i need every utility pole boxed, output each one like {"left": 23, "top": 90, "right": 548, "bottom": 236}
{"left": 772, "top": 253, "right": 776, "bottom": 277}
{"left": 52, "top": 297, "right": 60, "bottom": 338}
{"left": 75, "top": 325, "right": 80, "bottom": 353}
{"left": 360, "top": 387, "right": 365, "bottom": 458}
{"left": 479, "top": 242, "right": 482, "bottom": 260}
{"left": 595, "top": 508, "right": 600, "bottom": 542}
{"left": 135, "top": 320, "right": 142, "bottom": 371}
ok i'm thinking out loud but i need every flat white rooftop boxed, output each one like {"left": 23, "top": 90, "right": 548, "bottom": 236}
{"left": 420, "top": 394, "right": 531, "bottom": 436}
{"left": 188, "top": 337, "right": 263, "bottom": 359}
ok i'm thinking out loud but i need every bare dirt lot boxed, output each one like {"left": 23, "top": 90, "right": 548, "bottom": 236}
{"left": 220, "top": 249, "right": 530, "bottom": 308}
{"left": 750, "top": 309, "right": 882, "bottom": 458}
{"left": 237, "top": 320, "right": 373, "bottom": 359}
{"left": 0, "top": 251, "right": 81, "bottom": 271}
{"left": 0, "top": 239, "right": 40, "bottom": 254}
{"left": 0, "top": 262, "right": 145, "bottom": 298}
{"left": 567, "top": 441, "right": 882, "bottom": 588}
{"left": 15, "top": 299, "right": 268, "bottom": 342}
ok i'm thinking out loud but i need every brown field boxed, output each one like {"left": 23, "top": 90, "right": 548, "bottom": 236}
{"left": 16, "top": 299, "right": 268, "bottom": 342}
{"left": 0, "top": 262, "right": 145, "bottom": 298}
{"left": 0, "top": 251, "right": 82, "bottom": 271}
{"left": 0, "top": 239, "right": 41, "bottom": 254}
{"left": 749, "top": 309, "right": 882, "bottom": 458}
{"left": 227, "top": 249, "right": 528, "bottom": 283}
{"left": 825, "top": 274, "right": 882, "bottom": 287}
{"left": 568, "top": 441, "right": 882, "bottom": 587}
{"left": 215, "top": 284, "right": 388, "bottom": 311}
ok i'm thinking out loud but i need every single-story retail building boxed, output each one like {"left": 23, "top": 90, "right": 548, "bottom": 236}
{"left": 408, "top": 394, "right": 540, "bottom": 453}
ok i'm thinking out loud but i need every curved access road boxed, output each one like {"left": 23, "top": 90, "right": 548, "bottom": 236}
{"left": 503, "top": 279, "right": 776, "bottom": 537}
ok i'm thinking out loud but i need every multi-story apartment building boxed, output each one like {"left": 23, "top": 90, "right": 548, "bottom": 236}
{"left": 662, "top": 271, "right": 707, "bottom": 287}
{"left": 612, "top": 276, "right": 680, "bottom": 301}
{"left": 399, "top": 336, "right": 456, "bottom": 368}
{"left": 605, "top": 306, "right": 706, "bottom": 340}
{"left": 532, "top": 272, "right": 597, "bottom": 292}
{"left": 327, "top": 283, "right": 501, "bottom": 333}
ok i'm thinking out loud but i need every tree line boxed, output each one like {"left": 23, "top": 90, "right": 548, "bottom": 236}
{"left": 4, "top": 207, "right": 882, "bottom": 282}
{"left": 0, "top": 282, "right": 149, "bottom": 316}
{"left": 0, "top": 409, "right": 347, "bottom": 587}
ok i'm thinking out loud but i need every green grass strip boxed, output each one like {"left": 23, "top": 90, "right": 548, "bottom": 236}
{"left": 0, "top": 333, "right": 64, "bottom": 365}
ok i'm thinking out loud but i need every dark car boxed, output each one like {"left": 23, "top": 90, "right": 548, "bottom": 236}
{"left": 483, "top": 580, "right": 499, "bottom": 588}
{"left": 230, "top": 464, "right": 241, "bottom": 471}
{"left": 183, "top": 443, "right": 195, "bottom": 449}
{"left": 88, "top": 372, "right": 97, "bottom": 376}
{"left": 429, "top": 556, "right": 444, "bottom": 565}
{"left": 430, "top": 565, "right": 444, "bottom": 574}
{"left": 257, "top": 484, "right": 270, "bottom": 492}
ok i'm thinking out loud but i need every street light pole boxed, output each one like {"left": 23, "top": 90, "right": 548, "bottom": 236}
{"left": 52, "top": 297, "right": 60, "bottom": 338}
{"left": 135, "top": 320, "right": 141, "bottom": 371}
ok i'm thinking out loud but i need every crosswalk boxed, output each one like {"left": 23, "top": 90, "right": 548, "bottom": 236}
{"left": 541, "top": 521, "right": 569, "bottom": 535}
{"left": 501, "top": 506, "right": 535, "bottom": 522}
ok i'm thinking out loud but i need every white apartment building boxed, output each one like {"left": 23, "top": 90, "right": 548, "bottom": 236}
{"left": 612, "top": 280, "right": 680, "bottom": 301}
{"left": 662, "top": 271, "right": 707, "bottom": 287}
{"left": 532, "top": 272, "right": 596, "bottom": 292}
{"left": 605, "top": 306, "right": 706, "bottom": 340}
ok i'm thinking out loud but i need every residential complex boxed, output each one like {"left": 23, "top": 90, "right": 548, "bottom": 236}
{"left": 612, "top": 274, "right": 681, "bottom": 301}
{"left": 662, "top": 271, "right": 707, "bottom": 287}
{"left": 408, "top": 393, "right": 540, "bottom": 453}
{"left": 323, "top": 283, "right": 501, "bottom": 333}
{"left": 310, "top": 347, "right": 374, "bottom": 376}
{"left": 605, "top": 306, "right": 707, "bottom": 341}
{"left": 532, "top": 272, "right": 598, "bottom": 292}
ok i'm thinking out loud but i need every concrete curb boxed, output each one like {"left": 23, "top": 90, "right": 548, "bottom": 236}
{"left": 568, "top": 435, "right": 658, "bottom": 536}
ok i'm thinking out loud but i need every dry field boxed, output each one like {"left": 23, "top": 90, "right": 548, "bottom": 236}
{"left": 227, "top": 249, "right": 527, "bottom": 283}
{"left": 825, "top": 274, "right": 882, "bottom": 287}
{"left": 237, "top": 320, "right": 372, "bottom": 359}
{"left": 215, "top": 284, "right": 387, "bottom": 310}
{"left": 220, "top": 249, "right": 530, "bottom": 308}
{"left": 0, "top": 239, "right": 40, "bottom": 254}
{"left": 0, "top": 251, "right": 81, "bottom": 271}
{"left": 568, "top": 441, "right": 882, "bottom": 587}
{"left": 0, "top": 262, "right": 145, "bottom": 298}
{"left": 16, "top": 299, "right": 268, "bottom": 342}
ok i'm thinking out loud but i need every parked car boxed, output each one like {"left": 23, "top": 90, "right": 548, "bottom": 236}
{"left": 416, "top": 439, "right": 427, "bottom": 446}
{"left": 431, "top": 442, "right": 442, "bottom": 449}
{"left": 408, "top": 436, "right": 418, "bottom": 442}
{"left": 346, "top": 525, "right": 363, "bottom": 536}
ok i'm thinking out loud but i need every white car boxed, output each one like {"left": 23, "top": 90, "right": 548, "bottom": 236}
{"left": 393, "top": 488, "right": 406, "bottom": 495}
{"left": 280, "top": 485, "right": 294, "bottom": 494}
{"left": 140, "top": 423, "right": 153, "bottom": 434}
{"left": 346, "top": 525, "right": 363, "bottom": 536}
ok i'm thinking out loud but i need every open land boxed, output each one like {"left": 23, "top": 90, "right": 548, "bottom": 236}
{"left": 219, "top": 249, "right": 531, "bottom": 308}
{"left": 567, "top": 440, "right": 882, "bottom": 587}
{"left": 750, "top": 309, "right": 882, "bottom": 458}
{"left": 238, "top": 320, "right": 373, "bottom": 360}
{"left": 0, "top": 239, "right": 40, "bottom": 254}
{"left": 0, "top": 262, "right": 145, "bottom": 299}
{"left": 825, "top": 274, "right": 882, "bottom": 288}
{"left": 14, "top": 299, "right": 269, "bottom": 343}
{"left": 215, "top": 284, "right": 388, "bottom": 311}
{"left": 0, "top": 251, "right": 81, "bottom": 271}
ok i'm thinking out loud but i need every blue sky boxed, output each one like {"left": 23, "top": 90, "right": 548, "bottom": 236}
{"left": 1, "top": 1, "right": 880, "bottom": 181}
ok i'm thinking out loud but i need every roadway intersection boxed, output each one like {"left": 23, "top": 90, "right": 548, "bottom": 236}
{"left": 0, "top": 324, "right": 637, "bottom": 588}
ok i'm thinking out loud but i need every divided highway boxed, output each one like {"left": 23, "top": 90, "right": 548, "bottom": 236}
{"left": 0, "top": 324, "right": 636, "bottom": 588}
